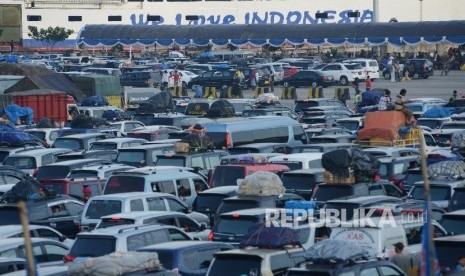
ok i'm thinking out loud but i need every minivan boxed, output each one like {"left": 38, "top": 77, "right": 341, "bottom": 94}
{"left": 346, "top": 58, "right": 380, "bottom": 80}
{"left": 204, "top": 116, "right": 308, "bottom": 149}
{"left": 3, "top": 148, "right": 72, "bottom": 175}
{"left": 119, "top": 71, "right": 158, "bottom": 87}
{"left": 103, "top": 166, "right": 209, "bottom": 207}
{"left": 255, "top": 63, "right": 285, "bottom": 82}
{"left": 80, "top": 192, "right": 207, "bottom": 231}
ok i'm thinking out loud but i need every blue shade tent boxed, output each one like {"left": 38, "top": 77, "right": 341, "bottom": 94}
{"left": 77, "top": 21, "right": 465, "bottom": 47}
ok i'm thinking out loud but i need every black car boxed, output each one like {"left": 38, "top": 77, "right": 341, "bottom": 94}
{"left": 293, "top": 98, "right": 346, "bottom": 114}
{"left": 282, "top": 70, "right": 333, "bottom": 88}
{"left": 193, "top": 186, "right": 238, "bottom": 227}
{"left": 281, "top": 169, "right": 324, "bottom": 200}
{"left": 383, "top": 58, "right": 433, "bottom": 80}
{"left": 0, "top": 195, "right": 84, "bottom": 238}
{"left": 188, "top": 69, "right": 236, "bottom": 88}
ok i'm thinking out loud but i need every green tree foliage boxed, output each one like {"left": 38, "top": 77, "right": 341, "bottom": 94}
{"left": 27, "top": 26, "right": 73, "bottom": 50}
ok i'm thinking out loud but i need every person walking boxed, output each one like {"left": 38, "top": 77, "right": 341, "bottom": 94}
{"left": 352, "top": 79, "right": 361, "bottom": 95}
{"left": 269, "top": 71, "right": 275, "bottom": 92}
{"left": 365, "top": 74, "right": 372, "bottom": 92}
{"left": 388, "top": 56, "right": 396, "bottom": 83}
{"left": 161, "top": 70, "right": 169, "bottom": 91}
{"left": 250, "top": 69, "right": 257, "bottom": 90}
{"left": 378, "top": 89, "right": 392, "bottom": 111}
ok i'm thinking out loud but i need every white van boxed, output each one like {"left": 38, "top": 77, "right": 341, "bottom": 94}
{"left": 329, "top": 216, "right": 447, "bottom": 258}
{"left": 80, "top": 192, "right": 208, "bottom": 231}
{"left": 256, "top": 63, "right": 285, "bottom": 82}
{"left": 268, "top": 152, "right": 323, "bottom": 170}
{"left": 347, "top": 58, "right": 380, "bottom": 80}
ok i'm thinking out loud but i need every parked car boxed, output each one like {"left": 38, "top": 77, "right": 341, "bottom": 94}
{"left": 0, "top": 195, "right": 84, "bottom": 238}
{"left": 65, "top": 224, "right": 192, "bottom": 263}
{"left": 24, "top": 128, "right": 65, "bottom": 147}
{"left": 434, "top": 234, "right": 465, "bottom": 274}
{"left": 293, "top": 98, "right": 346, "bottom": 114}
{"left": 3, "top": 148, "right": 72, "bottom": 176}
{"left": 0, "top": 257, "right": 25, "bottom": 274}
{"left": 316, "top": 62, "right": 365, "bottom": 85}
{"left": 0, "top": 238, "right": 69, "bottom": 266}
{"left": 282, "top": 70, "right": 334, "bottom": 88}
{"left": 188, "top": 69, "right": 236, "bottom": 88}
{"left": 440, "top": 210, "right": 465, "bottom": 235}
{"left": 89, "top": 137, "right": 147, "bottom": 151}
{"left": 281, "top": 169, "right": 324, "bottom": 200}
{"left": 52, "top": 133, "right": 108, "bottom": 151}
{"left": 0, "top": 225, "right": 73, "bottom": 247}
{"left": 115, "top": 144, "right": 174, "bottom": 167}
{"left": 96, "top": 211, "right": 209, "bottom": 240}
{"left": 109, "top": 120, "right": 145, "bottom": 136}
{"left": 137, "top": 241, "right": 233, "bottom": 276}
{"left": 35, "top": 159, "right": 106, "bottom": 181}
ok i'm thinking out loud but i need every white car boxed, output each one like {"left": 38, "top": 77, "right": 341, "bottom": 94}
{"left": 162, "top": 69, "right": 197, "bottom": 88}
{"left": 109, "top": 120, "right": 145, "bottom": 136}
{"left": 317, "top": 62, "right": 365, "bottom": 85}
{"left": 25, "top": 127, "right": 67, "bottom": 146}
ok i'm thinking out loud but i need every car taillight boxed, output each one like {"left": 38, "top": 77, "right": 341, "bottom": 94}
{"left": 64, "top": 255, "right": 75, "bottom": 263}
{"left": 225, "top": 132, "right": 232, "bottom": 149}
{"left": 77, "top": 224, "right": 82, "bottom": 232}
{"left": 208, "top": 231, "right": 214, "bottom": 241}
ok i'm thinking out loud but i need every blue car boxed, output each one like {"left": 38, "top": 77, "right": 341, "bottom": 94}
{"left": 137, "top": 241, "right": 233, "bottom": 276}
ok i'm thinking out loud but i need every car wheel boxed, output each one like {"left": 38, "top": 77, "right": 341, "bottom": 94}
{"left": 413, "top": 73, "right": 420, "bottom": 79}
{"left": 311, "top": 81, "right": 318, "bottom": 88}
{"left": 283, "top": 81, "right": 289, "bottom": 88}
{"left": 340, "top": 76, "right": 348, "bottom": 86}
{"left": 182, "top": 81, "right": 187, "bottom": 87}
{"left": 384, "top": 72, "right": 391, "bottom": 80}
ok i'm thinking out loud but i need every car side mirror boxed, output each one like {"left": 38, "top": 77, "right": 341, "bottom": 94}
{"left": 199, "top": 224, "right": 206, "bottom": 231}
{"left": 59, "top": 235, "right": 66, "bottom": 242}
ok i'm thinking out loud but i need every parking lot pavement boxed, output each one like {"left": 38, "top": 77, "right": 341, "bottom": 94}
{"left": 183, "top": 70, "right": 465, "bottom": 109}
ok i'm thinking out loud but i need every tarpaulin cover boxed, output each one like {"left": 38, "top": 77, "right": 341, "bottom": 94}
{"left": 427, "top": 160, "right": 465, "bottom": 178}
{"left": 303, "top": 239, "right": 370, "bottom": 262}
{"left": 359, "top": 88, "right": 385, "bottom": 107}
{"left": 452, "top": 130, "right": 465, "bottom": 149}
{"left": 322, "top": 149, "right": 352, "bottom": 177}
{"left": 240, "top": 222, "right": 301, "bottom": 249}
{"left": 236, "top": 171, "right": 286, "bottom": 196}
{"left": 357, "top": 111, "right": 406, "bottom": 141}
{"left": 422, "top": 107, "right": 454, "bottom": 118}
{"left": 77, "top": 21, "right": 465, "bottom": 47}
{"left": 1, "top": 104, "right": 34, "bottom": 125}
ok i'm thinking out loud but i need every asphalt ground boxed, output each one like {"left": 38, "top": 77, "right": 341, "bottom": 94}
{"left": 183, "top": 70, "right": 465, "bottom": 109}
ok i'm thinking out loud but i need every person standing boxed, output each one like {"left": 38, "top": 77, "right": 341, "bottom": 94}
{"left": 269, "top": 71, "right": 275, "bottom": 92}
{"left": 365, "top": 74, "right": 372, "bottom": 92}
{"left": 250, "top": 69, "right": 257, "bottom": 90}
{"left": 352, "top": 79, "right": 361, "bottom": 95}
{"left": 394, "top": 61, "right": 401, "bottom": 82}
{"left": 390, "top": 242, "right": 413, "bottom": 275}
{"left": 395, "top": 89, "right": 407, "bottom": 111}
{"left": 173, "top": 70, "right": 180, "bottom": 87}
{"left": 401, "top": 63, "right": 411, "bottom": 82}
{"left": 388, "top": 56, "right": 396, "bottom": 83}
{"left": 455, "top": 256, "right": 465, "bottom": 272}
{"left": 378, "top": 89, "right": 392, "bottom": 111}
{"left": 161, "top": 71, "right": 169, "bottom": 91}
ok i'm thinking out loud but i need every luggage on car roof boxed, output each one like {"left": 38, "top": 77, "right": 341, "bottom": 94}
{"left": 237, "top": 171, "right": 285, "bottom": 196}
{"left": 303, "top": 239, "right": 370, "bottom": 263}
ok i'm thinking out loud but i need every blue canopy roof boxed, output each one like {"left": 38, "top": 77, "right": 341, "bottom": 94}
{"left": 77, "top": 20, "right": 465, "bottom": 47}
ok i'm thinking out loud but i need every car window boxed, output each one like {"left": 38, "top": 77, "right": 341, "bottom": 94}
{"left": 147, "top": 197, "right": 167, "bottom": 211}
{"left": 166, "top": 198, "right": 187, "bottom": 213}
{"left": 177, "top": 179, "right": 192, "bottom": 197}
{"left": 207, "top": 155, "right": 221, "bottom": 168}
{"left": 42, "top": 154, "right": 54, "bottom": 165}
{"left": 0, "top": 249, "right": 17, "bottom": 258}
{"left": 127, "top": 233, "right": 149, "bottom": 251}
{"left": 178, "top": 217, "right": 198, "bottom": 232}
{"left": 360, "top": 267, "right": 380, "bottom": 276}
{"left": 393, "top": 163, "right": 405, "bottom": 175}
{"left": 153, "top": 181, "right": 176, "bottom": 195}
{"left": 130, "top": 199, "right": 144, "bottom": 211}
{"left": 405, "top": 226, "right": 422, "bottom": 245}
{"left": 378, "top": 266, "right": 403, "bottom": 275}
{"left": 369, "top": 185, "right": 385, "bottom": 196}
{"left": 65, "top": 202, "right": 83, "bottom": 216}
{"left": 182, "top": 249, "right": 199, "bottom": 271}
{"left": 50, "top": 203, "right": 69, "bottom": 217}
{"left": 43, "top": 243, "right": 68, "bottom": 262}
{"left": 191, "top": 156, "right": 204, "bottom": 168}
{"left": 168, "top": 228, "right": 190, "bottom": 241}
{"left": 36, "top": 229, "right": 61, "bottom": 241}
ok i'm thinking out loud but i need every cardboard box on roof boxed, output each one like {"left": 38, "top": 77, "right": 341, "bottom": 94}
{"left": 357, "top": 111, "right": 406, "bottom": 141}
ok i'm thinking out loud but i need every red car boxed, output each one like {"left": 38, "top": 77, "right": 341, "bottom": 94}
{"left": 283, "top": 66, "right": 300, "bottom": 78}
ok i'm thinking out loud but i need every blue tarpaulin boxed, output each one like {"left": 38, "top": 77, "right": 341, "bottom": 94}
{"left": 1, "top": 104, "right": 34, "bottom": 125}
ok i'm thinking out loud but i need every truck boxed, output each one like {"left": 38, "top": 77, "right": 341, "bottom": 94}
{"left": 9, "top": 90, "right": 80, "bottom": 126}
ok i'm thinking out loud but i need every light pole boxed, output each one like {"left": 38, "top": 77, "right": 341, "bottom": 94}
{"left": 419, "top": 0, "right": 423, "bottom": 22}
{"left": 348, "top": 12, "right": 360, "bottom": 58}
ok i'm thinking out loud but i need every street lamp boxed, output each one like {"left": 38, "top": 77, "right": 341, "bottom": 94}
{"left": 348, "top": 11, "right": 361, "bottom": 57}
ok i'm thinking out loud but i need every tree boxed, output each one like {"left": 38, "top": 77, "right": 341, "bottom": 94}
{"left": 27, "top": 26, "right": 73, "bottom": 51}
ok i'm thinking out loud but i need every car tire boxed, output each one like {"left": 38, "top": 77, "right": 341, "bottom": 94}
{"left": 283, "top": 81, "right": 289, "bottom": 88}
{"left": 413, "top": 73, "right": 420, "bottom": 79}
{"left": 384, "top": 72, "right": 391, "bottom": 80}
{"left": 340, "top": 76, "right": 348, "bottom": 86}
{"left": 311, "top": 81, "right": 318, "bottom": 88}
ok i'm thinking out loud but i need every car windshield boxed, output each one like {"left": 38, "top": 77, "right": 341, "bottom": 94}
{"left": 208, "top": 255, "right": 261, "bottom": 276}
{"left": 53, "top": 139, "right": 82, "bottom": 151}
{"left": 218, "top": 200, "right": 259, "bottom": 214}
{"left": 313, "top": 185, "right": 352, "bottom": 201}
{"left": 41, "top": 182, "right": 66, "bottom": 195}
{"left": 211, "top": 166, "right": 245, "bottom": 187}
{"left": 155, "top": 156, "right": 185, "bottom": 167}
{"left": 90, "top": 143, "right": 117, "bottom": 150}
{"left": 337, "top": 121, "right": 359, "bottom": 131}
{"left": 35, "top": 166, "right": 71, "bottom": 180}
{"left": 217, "top": 216, "right": 259, "bottom": 235}
{"left": 194, "top": 194, "right": 228, "bottom": 213}
{"left": 4, "top": 157, "right": 36, "bottom": 169}
{"left": 410, "top": 186, "right": 450, "bottom": 201}
{"left": 84, "top": 200, "right": 122, "bottom": 219}
{"left": 70, "top": 237, "right": 116, "bottom": 258}
{"left": 282, "top": 175, "right": 318, "bottom": 190}
{"left": 104, "top": 175, "right": 145, "bottom": 194}
{"left": 116, "top": 151, "right": 146, "bottom": 166}
{"left": 97, "top": 218, "right": 136, "bottom": 229}
{"left": 27, "top": 131, "right": 46, "bottom": 141}
{"left": 269, "top": 161, "right": 302, "bottom": 170}
{"left": 440, "top": 216, "right": 465, "bottom": 235}
{"left": 0, "top": 208, "right": 20, "bottom": 225}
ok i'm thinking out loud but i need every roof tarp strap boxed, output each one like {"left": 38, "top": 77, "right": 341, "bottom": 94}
{"left": 192, "top": 39, "right": 211, "bottom": 46}
{"left": 445, "top": 36, "right": 465, "bottom": 45}
{"left": 402, "top": 36, "right": 422, "bottom": 45}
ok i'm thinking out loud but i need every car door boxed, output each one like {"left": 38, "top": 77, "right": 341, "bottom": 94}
{"left": 49, "top": 201, "right": 83, "bottom": 238}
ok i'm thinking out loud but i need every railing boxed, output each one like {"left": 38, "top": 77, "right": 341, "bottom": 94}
{"left": 26, "top": 0, "right": 123, "bottom": 5}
